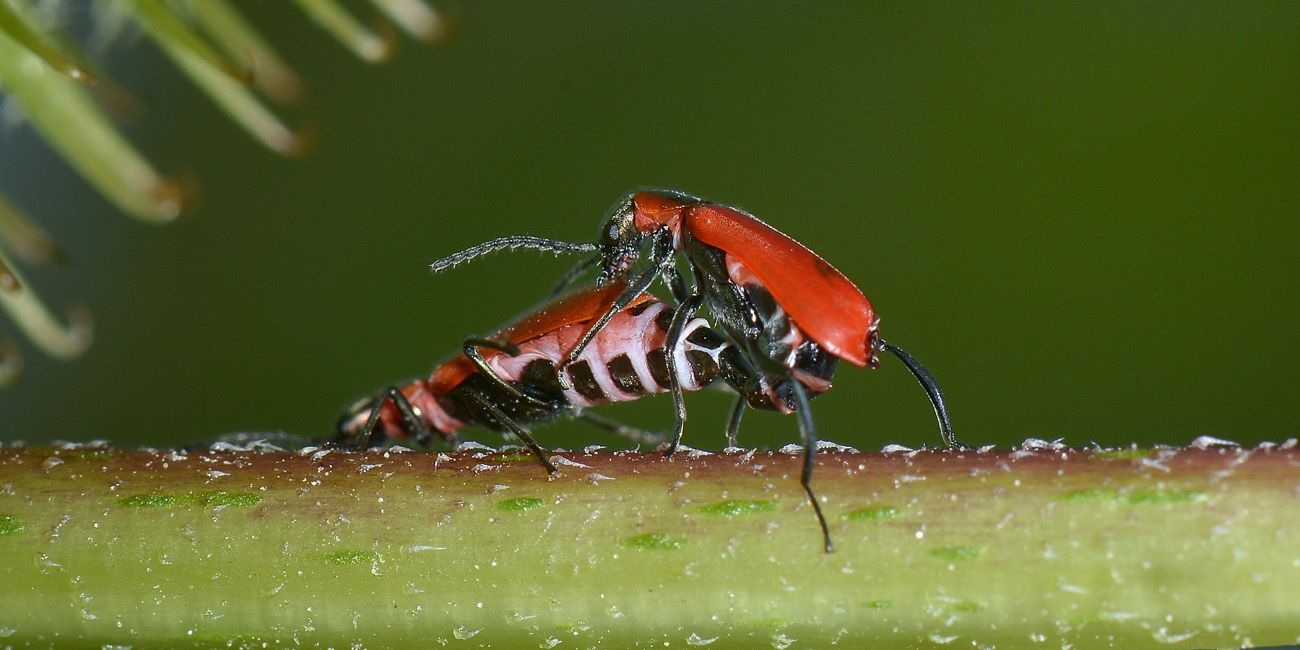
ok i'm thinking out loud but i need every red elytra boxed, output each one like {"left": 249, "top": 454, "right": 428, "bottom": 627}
{"left": 630, "top": 191, "right": 877, "bottom": 368}
{"left": 429, "top": 282, "right": 655, "bottom": 393}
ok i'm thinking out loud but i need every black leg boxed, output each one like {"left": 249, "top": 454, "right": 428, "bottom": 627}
{"left": 559, "top": 230, "right": 677, "bottom": 372}
{"left": 790, "top": 378, "right": 834, "bottom": 553}
{"left": 559, "top": 264, "right": 660, "bottom": 373}
{"left": 879, "top": 341, "right": 972, "bottom": 450}
{"left": 661, "top": 265, "right": 692, "bottom": 304}
{"left": 464, "top": 336, "right": 521, "bottom": 356}
{"left": 464, "top": 389, "right": 557, "bottom": 474}
{"left": 579, "top": 411, "right": 665, "bottom": 447}
{"left": 662, "top": 293, "right": 704, "bottom": 458}
{"left": 463, "top": 338, "right": 549, "bottom": 406}
{"left": 724, "top": 393, "right": 746, "bottom": 448}
{"left": 342, "top": 386, "right": 430, "bottom": 450}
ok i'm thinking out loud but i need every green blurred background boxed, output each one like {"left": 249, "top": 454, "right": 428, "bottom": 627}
{"left": 1, "top": 3, "right": 1296, "bottom": 452}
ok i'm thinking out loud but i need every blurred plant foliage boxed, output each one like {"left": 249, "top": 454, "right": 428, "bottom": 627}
{"left": 0, "top": 0, "right": 450, "bottom": 386}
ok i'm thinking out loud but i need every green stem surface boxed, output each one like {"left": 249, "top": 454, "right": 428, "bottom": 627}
{"left": 0, "top": 442, "right": 1297, "bottom": 649}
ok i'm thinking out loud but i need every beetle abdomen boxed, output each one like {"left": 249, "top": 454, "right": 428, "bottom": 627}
{"left": 487, "top": 302, "right": 724, "bottom": 409}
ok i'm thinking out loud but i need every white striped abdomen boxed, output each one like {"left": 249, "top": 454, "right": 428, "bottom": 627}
{"left": 487, "top": 301, "right": 717, "bottom": 409}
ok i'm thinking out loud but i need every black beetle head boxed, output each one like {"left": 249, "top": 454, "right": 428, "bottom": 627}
{"left": 595, "top": 193, "right": 645, "bottom": 286}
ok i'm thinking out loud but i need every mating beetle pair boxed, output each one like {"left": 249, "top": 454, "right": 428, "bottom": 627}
{"left": 338, "top": 188, "right": 970, "bottom": 552}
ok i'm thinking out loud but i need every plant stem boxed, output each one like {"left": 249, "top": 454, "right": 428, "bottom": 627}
{"left": 0, "top": 442, "right": 1297, "bottom": 649}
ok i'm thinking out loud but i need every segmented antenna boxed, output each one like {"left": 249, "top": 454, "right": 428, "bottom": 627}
{"left": 879, "top": 340, "right": 970, "bottom": 450}
{"left": 430, "top": 236, "right": 598, "bottom": 273}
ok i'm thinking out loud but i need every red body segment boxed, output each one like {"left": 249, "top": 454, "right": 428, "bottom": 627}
{"left": 631, "top": 191, "right": 878, "bottom": 367}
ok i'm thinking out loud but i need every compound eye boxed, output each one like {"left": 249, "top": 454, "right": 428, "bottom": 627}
{"left": 598, "top": 195, "right": 641, "bottom": 245}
